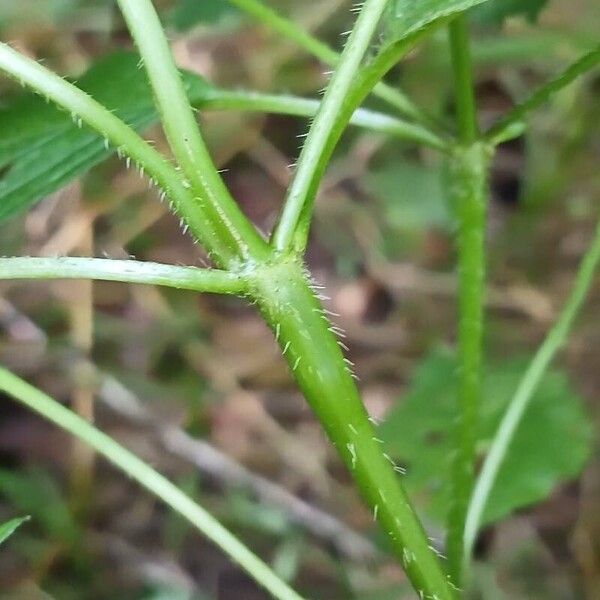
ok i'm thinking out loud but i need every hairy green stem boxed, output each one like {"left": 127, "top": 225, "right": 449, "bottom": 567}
{"left": 0, "top": 367, "right": 304, "bottom": 600}
{"left": 445, "top": 16, "right": 486, "bottom": 586}
{"left": 225, "top": 0, "right": 426, "bottom": 122}
{"left": 251, "top": 260, "right": 455, "bottom": 600}
{"left": 0, "top": 257, "right": 246, "bottom": 295}
{"left": 487, "top": 43, "right": 600, "bottom": 144}
{"left": 116, "top": 0, "right": 269, "bottom": 265}
{"left": 463, "top": 219, "right": 600, "bottom": 572}
{"left": 0, "top": 43, "right": 245, "bottom": 265}
{"left": 448, "top": 17, "right": 478, "bottom": 144}
{"left": 446, "top": 144, "right": 491, "bottom": 586}
{"left": 271, "top": 0, "right": 393, "bottom": 254}
{"left": 199, "top": 91, "right": 447, "bottom": 151}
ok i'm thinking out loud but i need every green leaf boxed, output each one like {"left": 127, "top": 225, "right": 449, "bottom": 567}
{"left": 0, "top": 515, "right": 29, "bottom": 546}
{"left": 0, "top": 51, "right": 218, "bottom": 222}
{"left": 384, "top": 0, "right": 494, "bottom": 44}
{"left": 169, "top": 0, "right": 237, "bottom": 31}
{"left": 0, "top": 468, "right": 79, "bottom": 546}
{"left": 471, "top": 0, "right": 549, "bottom": 25}
{"left": 380, "top": 347, "right": 593, "bottom": 526}
{"left": 365, "top": 157, "right": 453, "bottom": 233}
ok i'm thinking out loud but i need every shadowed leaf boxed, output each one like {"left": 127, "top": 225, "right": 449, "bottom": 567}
{"left": 380, "top": 347, "right": 593, "bottom": 526}
{"left": 0, "top": 51, "right": 218, "bottom": 222}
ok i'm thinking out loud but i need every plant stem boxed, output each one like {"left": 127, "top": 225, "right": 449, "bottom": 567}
{"left": 0, "top": 43, "right": 242, "bottom": 265}
{"left": 0, "top": 257, "right": 247, "bottom": 295}
{"left": 463, "top": 219, "right": 600, "bottom": 571}
{"left": 446, "top": 16, "right": 486, "bottom": 587}
{"left": 251, "top": 260, "right": 455, "bottom": 600}
{"left": 270, "top": 0, "right": 391, "bottom": 254}
{"left": 448, "top": 16, "right": 478, "bottom": 144}
{"left": 199, "top": 91, "right": 448, "bottom": 151}
{"left": 225, "top": 0, "right": 426, "bottom": 122}
{"left": 267, "top": 6, "right": 458, "bottom": 255}
{"left": 446, "top": 143, "right": 490, "bottom": 586}
{"left": 115, "top": 0, "right": 269, "bottom": 265}
{"left": 0, "top": 367, "right": 304, "bottom": 600}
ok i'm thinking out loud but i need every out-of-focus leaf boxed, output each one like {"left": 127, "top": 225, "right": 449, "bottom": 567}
{"left": 0, "top": 468, "right": 79, "bottom": 546}
{"left": 169, "top": 0, "right": 237, "bottom": 31}
{"left": 384, "top": 0, "right": 493, "bottom": 45}
{"left": 0, "top": 51, "right": 219, "bottom": 222}
{"left": 0, "top": 515, "right": 29, "bottom": 546}
{"left": 365, "top": 158, "right": 453, "bottom": 233}
{"left": 0, "top": 0, "right": 114, "bottom": 32}
{"left": 380, "top": 347, "right": 593, "bottom": 526}
{"left": 471, "top": 0, "right": 549, "bottom": 25}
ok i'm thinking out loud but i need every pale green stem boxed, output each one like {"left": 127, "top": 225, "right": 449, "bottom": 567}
{"left": 267, "top": 27, "right": 444, "bottom": 254}
{"left": 0, "top": 368, "right": 304, "bottom": 600}
{"left": 463, "top": 219, "right": 600, "bottom": 572}
{"left": 199, "top": 91, "right": 448, "bottom": 151}
{"left": 270, "top": 0, "right": 391, "bottom": 253}
{"left": 225, "top": 0, "right": 426, "bottom": 122}
{"left": 251, "top": 259, "right": 456, "bottom": 600}
{"left": 0, "top": 257, "right": 246, "bottom": 295}
{"left": 116, "top": 0, "right": 270, "bottom": 265}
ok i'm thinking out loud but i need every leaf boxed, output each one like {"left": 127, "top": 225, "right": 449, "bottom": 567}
{"left": 471, "top": 0, "right": 549, "bottom": 25}
{"left": 0, "top": 51, "right": 219, "bottom": 222}
{"left": 365, "top": 157, "right": 453, "bottom": 233}
{"left": 0, "top": 515, "right": 29, "bottom": 546}
{"left": 169, "top": 0, "right": 237, "bottom": 31}
{"left": 384, "top": 0, "right": 494, "bottom": 44}
{"left": 379, "top": 347, "right": 593, "bottom": 526}
{"left": 0, "top": 468, "right": 79, "bottom": 545}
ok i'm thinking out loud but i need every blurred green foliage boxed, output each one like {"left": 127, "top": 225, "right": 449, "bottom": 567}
{"left": 472, "top": 0, "right": 550, "bottom": 24}
{"left": 168, "top": 0, "right": 237, "bottom": 32}
{"left": 380, "top": 347, "right": 593, "bottom": 526}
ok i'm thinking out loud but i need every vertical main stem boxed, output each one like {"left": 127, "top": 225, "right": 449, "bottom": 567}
{"left": 446, "top": 144, "right": 490, "bottom": 586}
{"left": 446, "top": 15, "right": 487, "bottom": 588}
{"left": 252, "top": 260, "right": 455, "bottom": 600}
{"left": 463, "top": 219, "right": 600, "bottom": 571}
{"left": 448, "top": 16, "right": 478, "bottom": 144}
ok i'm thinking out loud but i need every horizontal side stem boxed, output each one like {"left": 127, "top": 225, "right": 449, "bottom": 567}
{"left": 199, "top": 91, "right": 447, "bottom": 151}
{"left": 463, "top": 219, "right": 600, "bottom": 571}
{"left": 0, "top": 257, "right": 247, "bottom": 295}
{"left": 0, "top": 367, "right": 304, "bottom": 600}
